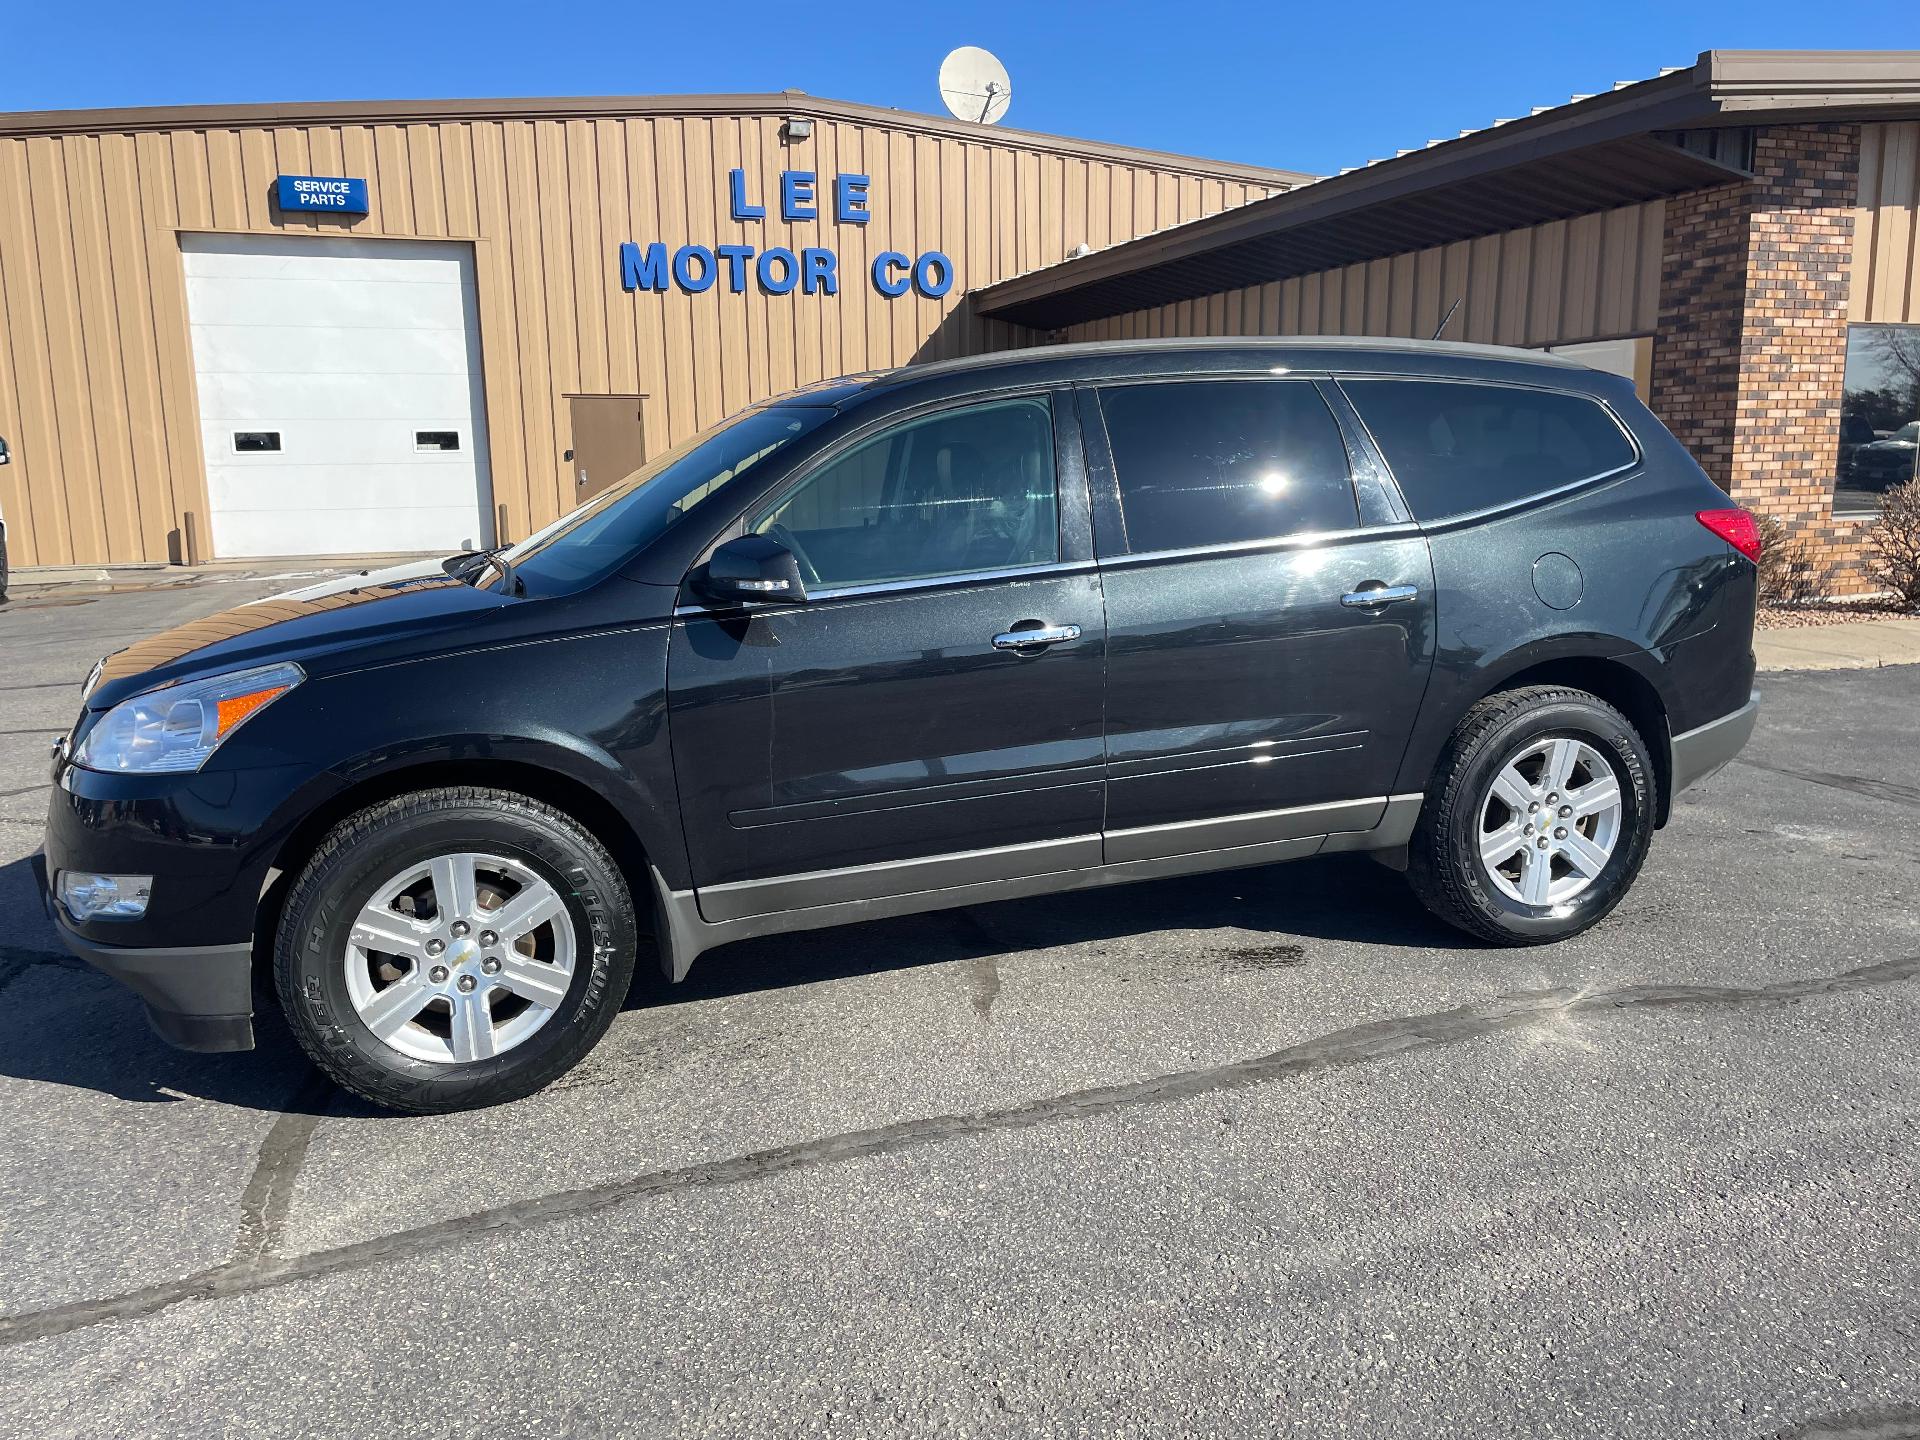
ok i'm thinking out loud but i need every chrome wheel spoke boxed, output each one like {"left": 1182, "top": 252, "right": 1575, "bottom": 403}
{"left": 1561, "top": 828, "right": 1613, "bottom": 878}
{"left": 1490, "top": 764, "right": 1534, "bottom": 814}
{"left": 449, "top": 988, "right": 498, "bottom": 1062}
{"left": 1480, "top": 822, "right": 1529, "bottom": 869}
{"left": 1568, "top": 775, "right": 1620, "bottom": 818}
{"left": 487, "top": 883, "right": 566, "bottom": 945}
{"left": 350, "top": 909, "right": 431, "bottom": 960}
{"left": 495, "top": 954, "right": 570, "bottom": 1010}
{"left": 1544, "top": 738, "right": 1580, "bottom": 791}
{"left": 1518, "top": 847, "right": 1554, "bottom": 906}
{"left": 358, "top": 974, "right": 435, "bottom": 1040}
{"left": 430, "top": 853, "right": 478, "bottom": 924}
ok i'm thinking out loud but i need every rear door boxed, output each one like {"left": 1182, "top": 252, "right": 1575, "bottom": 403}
{"left": 1085, "top": 376, "right": 1436, "bottom": 861}
{"left": 668, "top": 391, "right": 1107, "bottom": 919}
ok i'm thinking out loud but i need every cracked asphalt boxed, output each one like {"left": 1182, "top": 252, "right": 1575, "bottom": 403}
{"left": 0, "top": 578, "right": 1916, "bottom": 1439}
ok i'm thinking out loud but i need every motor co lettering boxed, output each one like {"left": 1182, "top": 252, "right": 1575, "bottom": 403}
{"left": 619, "top": 168, "right": 954, "bottom": 300}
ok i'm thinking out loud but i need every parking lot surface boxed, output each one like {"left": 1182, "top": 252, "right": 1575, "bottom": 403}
{"left": 0, "top": 577, "right": 1915, "bottom": 1439}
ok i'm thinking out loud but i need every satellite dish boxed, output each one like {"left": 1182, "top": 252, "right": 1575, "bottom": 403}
{"left": 939, "top": 46, "right": 1012, "bottom": 125}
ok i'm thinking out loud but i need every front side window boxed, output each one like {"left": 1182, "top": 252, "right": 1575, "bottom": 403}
{"left": 500, "top": 405, "right": 833, "bottom": 594}
{"left": 753, "top": 397, "right": 1058, "bottom": 590}
{"left": 1836, "top": 323, "right": 1920, "bottom": 518}
{"left": 1344, "top": 379, "right": 1637, "bottom": 523}
{"left": 1096, "top": 380, "right": 1358, "bottom": 553}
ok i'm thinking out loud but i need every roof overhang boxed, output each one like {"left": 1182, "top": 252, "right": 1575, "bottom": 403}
{"left": 975, "top": 50, "right": 1920, "bottom": 332}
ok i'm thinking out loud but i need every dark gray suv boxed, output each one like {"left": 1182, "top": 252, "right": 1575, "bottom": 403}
{"left": 41, "top": 338, "right": 1760, "bottom": 1112}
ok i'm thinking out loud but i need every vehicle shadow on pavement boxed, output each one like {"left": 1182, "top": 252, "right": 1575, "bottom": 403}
{"left": 0, "top": 855, "right": 339, "bottom": 1114}
{"left": 0, "top": 851, "right": 1456, "bottom": 1110}
{"left": 641, "top": 853, "right": 1461, "bottom": 1011}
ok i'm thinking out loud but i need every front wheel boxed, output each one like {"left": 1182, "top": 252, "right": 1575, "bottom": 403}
{"left": 1406, "top": 685, "right": 1655, "bottom": 946}
{"left": 274, "top": 787, "right": 638, "bottom": 1113}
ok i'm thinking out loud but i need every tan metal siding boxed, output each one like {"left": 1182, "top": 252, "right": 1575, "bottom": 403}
{"left": 0, "top": 110, "right": 1271, "bottom": 566}
{"left": 1060, "top": 199, "right": 1667, "bottom": 356}
{"left": 1850, "top": 121, "right": 1920, "bottom": 321}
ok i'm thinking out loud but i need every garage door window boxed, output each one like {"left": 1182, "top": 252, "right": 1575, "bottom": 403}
{"left": 1096, "top": 380, "right": 1359, "bottom": 554}
{"left": 1344, "top": 379, "right": 1637, "bottom": 522}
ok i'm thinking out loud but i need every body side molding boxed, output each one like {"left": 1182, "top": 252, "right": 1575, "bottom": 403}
{"left": 650, "top": 793, "right": 1425, "bottom": 981}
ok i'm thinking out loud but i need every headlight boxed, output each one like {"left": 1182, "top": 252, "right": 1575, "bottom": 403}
{"left": 74, "top": 661, "right": 304, "bottom": 774}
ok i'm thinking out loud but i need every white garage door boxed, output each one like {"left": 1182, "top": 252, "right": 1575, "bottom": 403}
{"left": 182, "top": 234, "right": 494, "bottom": 558}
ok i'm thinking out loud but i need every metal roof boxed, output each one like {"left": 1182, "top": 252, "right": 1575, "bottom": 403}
{"left": 0, "top": 90, "right": 1314, "bottom": 188}
{"left": 974, "top": 50, "right": 1920, "bottom": 331}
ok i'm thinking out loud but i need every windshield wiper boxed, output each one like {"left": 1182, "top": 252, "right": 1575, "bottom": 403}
{"left": 442, "top": 546, "right": 522, "bottom": 596}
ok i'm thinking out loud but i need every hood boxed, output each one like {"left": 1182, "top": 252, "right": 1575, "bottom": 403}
{"left": 86, "top": 558, "right": 516, "bottom": 708}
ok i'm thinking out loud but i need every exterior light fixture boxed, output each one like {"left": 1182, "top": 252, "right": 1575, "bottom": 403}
{"left": 781, "top": 117, "right": 813, "bottom": 142}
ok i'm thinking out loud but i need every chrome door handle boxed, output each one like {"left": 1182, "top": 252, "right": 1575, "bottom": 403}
{"left": 992, "top": 623, "right": 1082, "bottom": 650}
{"left": 1341, "top": 583, "right": 1420, "bottom": 609}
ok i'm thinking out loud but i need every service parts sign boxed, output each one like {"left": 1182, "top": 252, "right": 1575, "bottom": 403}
{"left": 274, "top": 175, "right": 370, "bottom": 214}
{"left": 619, "top": 169, "right": 952, "bottom": 300}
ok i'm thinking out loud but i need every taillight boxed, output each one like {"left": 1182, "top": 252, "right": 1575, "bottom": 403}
{"left": 1697, "top": 508, "right": 1762, "bottom": 562}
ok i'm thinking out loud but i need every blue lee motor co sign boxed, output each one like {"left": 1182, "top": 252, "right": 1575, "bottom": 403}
{"left": 275, "top": 175, "right": 370, "bottom": 214}
{"left": 620, "top": 169, "right": 952, "bottom": 300}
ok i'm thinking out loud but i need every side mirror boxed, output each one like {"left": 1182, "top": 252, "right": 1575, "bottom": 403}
{"left": 0, "top": 436, "right": 11, "bottom": 466}
{"left": 693, "top": 534, "right": 808, "bottom": 607}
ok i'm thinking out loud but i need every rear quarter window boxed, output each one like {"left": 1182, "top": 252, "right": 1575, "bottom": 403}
{"left": 1343, "top": 379, "right": 1637, "bottom": 522}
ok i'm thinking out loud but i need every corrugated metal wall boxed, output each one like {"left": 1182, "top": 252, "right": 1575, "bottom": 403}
{"left": 1851, "top": 121, "right": 1920, "bottom": 322}
{"left": 0, "top": 107, "right": 1274, "bottom": 566}
{"left": 1057, "top": 200, "right": 1667, "bottom": 353}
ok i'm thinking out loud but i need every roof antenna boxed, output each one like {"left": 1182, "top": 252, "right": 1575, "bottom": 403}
{"left": 1432, "top": 297, "right": 1462, "bottom": 341}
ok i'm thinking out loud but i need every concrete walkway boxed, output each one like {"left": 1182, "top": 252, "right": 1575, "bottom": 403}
{"left": 1755, "top": 615, "right": 1920, "bottom": 671}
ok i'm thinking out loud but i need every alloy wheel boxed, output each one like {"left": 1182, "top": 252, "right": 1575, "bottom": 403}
{"left": 1476, "top": 737, "right": 1624, "bottom": 908}
{"left": 343, "top": 852, "right": 577, "bottom": 1064}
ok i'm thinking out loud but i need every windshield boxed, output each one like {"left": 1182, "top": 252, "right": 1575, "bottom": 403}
{"left": 488, "top": 405, "right": 834, "bottom": 594}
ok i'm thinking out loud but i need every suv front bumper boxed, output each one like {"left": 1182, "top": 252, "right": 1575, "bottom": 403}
{"left": 32, "top": 852, "right": 257, "bottom": 1052}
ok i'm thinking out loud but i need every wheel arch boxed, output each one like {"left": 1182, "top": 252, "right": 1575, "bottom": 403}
{"left": 256, "top": 755, "right": 662, "bottom": 980}
{"left": 1466, "top": 652, "right": 1676, "bottom": 826}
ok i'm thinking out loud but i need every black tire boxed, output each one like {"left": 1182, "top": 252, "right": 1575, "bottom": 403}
{"left": 1406, "top": 685, "right": 1655, "bottom": 946}
{"left": 273, "top": 786, "right": 638, "bottom": 1113}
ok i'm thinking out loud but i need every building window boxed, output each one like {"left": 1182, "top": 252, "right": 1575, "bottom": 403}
{"left": 1837, "top": 324, "right": 1920, "bottom": 518}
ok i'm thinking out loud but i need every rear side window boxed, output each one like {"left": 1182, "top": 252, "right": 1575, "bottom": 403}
{"left": 1344, "top": 379, "right": 1637, "bottom": 522}
{"left": 1097, "top": 380, "right": 1358, "bottom": 553}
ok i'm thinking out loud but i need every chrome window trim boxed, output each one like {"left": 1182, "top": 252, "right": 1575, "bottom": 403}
{"left": 1393, "top": 460, "right": 1642, "bottom": 535}
{"left": 1094, "top": 520, "right": 1422, "bottom": 571}
{"left": 672, "top": 558, "right": 1099, "bottom": 615}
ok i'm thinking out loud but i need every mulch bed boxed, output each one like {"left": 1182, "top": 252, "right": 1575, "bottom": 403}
{"left": 1757, "top": 599, "right": 1917, "bottom": 629}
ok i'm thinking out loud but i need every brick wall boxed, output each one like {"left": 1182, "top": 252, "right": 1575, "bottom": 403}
{"left": 1651, "top": 183, "right": 1749, "bottom": 488}
{"left": 1652, "top": 124, "right": 1872, "bottom": 596}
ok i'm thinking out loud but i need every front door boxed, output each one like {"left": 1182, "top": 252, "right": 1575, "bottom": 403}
{"left": 1085, "top": 376, "right": 1436, "bottom": 860}
{"left": 668, "top": 393, "right": 1106, "bottom": 920}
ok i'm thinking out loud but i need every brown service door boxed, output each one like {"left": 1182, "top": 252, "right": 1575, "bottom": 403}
{"left": 567, "top": 395, "right": 647, "bottom": 501}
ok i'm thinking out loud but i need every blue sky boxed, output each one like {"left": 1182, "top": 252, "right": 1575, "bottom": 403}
{"left": 6, "top": 0, "right": 1912, "bottom": 175}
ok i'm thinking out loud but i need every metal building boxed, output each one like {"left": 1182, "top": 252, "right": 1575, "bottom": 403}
{"left": 0, "top": 93, "right": 1298, "bottom": 566}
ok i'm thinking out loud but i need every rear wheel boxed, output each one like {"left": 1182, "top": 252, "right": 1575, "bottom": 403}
{"left": 274, "top": 786, "right": 637, "bottom": 1113}
{"left": 1407, "top": 686, "right": 1655, "bottom": 945}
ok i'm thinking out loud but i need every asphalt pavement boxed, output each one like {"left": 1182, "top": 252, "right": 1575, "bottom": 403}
{"left": 0, "top": 576, "right": 1915, "bottom": 1439}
